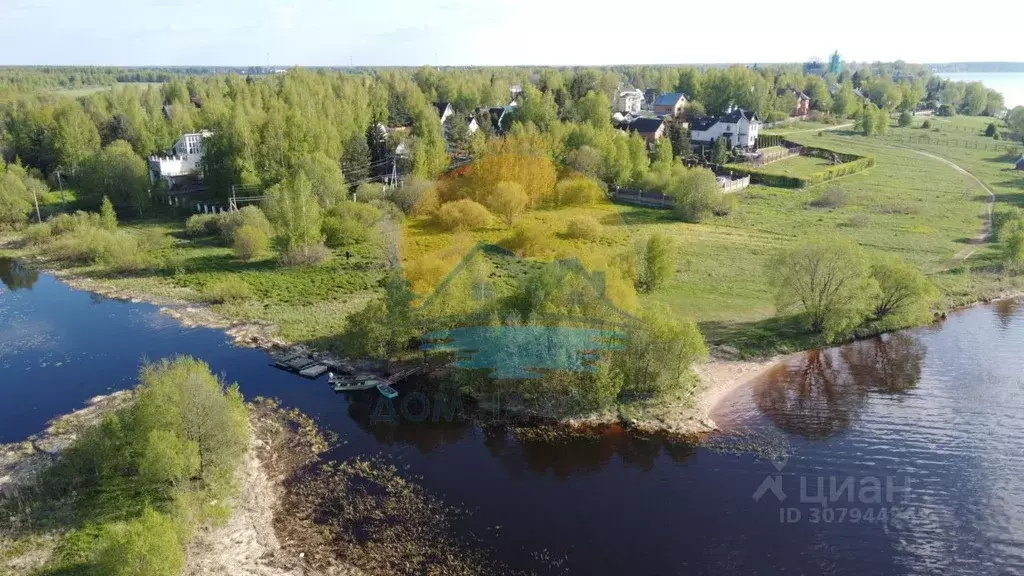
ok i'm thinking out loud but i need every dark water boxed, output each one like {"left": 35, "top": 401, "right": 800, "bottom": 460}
{"left": 3, "top": 258, "right": 1024, "bottom": 575}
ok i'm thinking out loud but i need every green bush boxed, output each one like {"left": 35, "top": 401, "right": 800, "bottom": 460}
{"left": 564, "top": 216, "right": 603, "bottom": 239}
{"left": 434, "top": 199, "right": 492, "bottom": 231}
{"left": 218, "top": 206, "right": 272, "bottom": 244}
{"left": 986, "top": 122, "right": 998, "bottom": 137}
{"left": 279, "top": 243, "right": 330, "bottom": 266}
{"left": 233, "top": 224, "right": 270, "bottom": 261}
{"left": 921, "top": 119, "right": 932, "bottom": 129}
{"left": 713, "top": 193, "right": 739, "bottom": 216}
{"left": 323, "top": 201, "right": 382, "bottom": 247}
{"left": 23, "top": 222, "right": 52, "bottom": 245}
{"left": 50, "top": 210, "right": 101, "bottom": 235}
{"left": 202, "top": 277, "right": 253, "bottom": 303}
{"left": 99, "top": 196, "right": 118, "bottom": 230}
{"left": 184, "top": 214, "right": 220, "bottom": 238}
{"left": 669, "top": 168, "right": 720, "bottom": 223}
{"left": 97, "top": 508, "right": 184, "bottom": 576}
{"left": 554, "top": 177, "right": 603, "bottom": 206}
{"left": 504, "top": 222, "right": 550, "bottom": 256}
{"left": 136, "top": 228, "right": 172, "bottom": 252}
{"left": 898, "top": 112, "right": 913, "bottom": 127}
{"left": 102, "top": 233, "right": 151, "bottom": 273}
{"left": 809, "top": 188, "right": 848, "bottom": 209}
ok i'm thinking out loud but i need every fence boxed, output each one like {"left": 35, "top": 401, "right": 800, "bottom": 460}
{"left": 610, "top": 176, "right": 750, "bottom": 208}
{"left": 750, "top": 146, "right": 801, "bottom": 168}
{"left": 880, "top": 132, "right": 1022, "bottom": 154}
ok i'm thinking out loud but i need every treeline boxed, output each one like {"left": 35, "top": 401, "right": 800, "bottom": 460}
{"left": 0, "top": 67, "right": 188, "bottom": 90}
{"left": 1, "top": 356, "right": 249, "bottom": 576}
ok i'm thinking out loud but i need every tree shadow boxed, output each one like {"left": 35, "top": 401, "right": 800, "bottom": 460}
{"left": 700, "top": 315, "right": 824, "bottom": 358}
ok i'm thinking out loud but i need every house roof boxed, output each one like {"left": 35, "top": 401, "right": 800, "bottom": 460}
{"left": 690, "top": 108, "right": 759, "bottom": 132}
{"left": 627, "top": 117, "right": 664, "bottom": 134}
{"left": 776, "top": 87, "right": 810, "bottom": 100}
{"left": 654, "top": 92, "right": 686, "bottom": 106}
{"left": 434, "top": 101, "right": 452, "bottom": 117}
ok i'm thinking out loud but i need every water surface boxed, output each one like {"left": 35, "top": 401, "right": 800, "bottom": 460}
{"left": 3, "top": 260, "right": 1024, "bottom": 575}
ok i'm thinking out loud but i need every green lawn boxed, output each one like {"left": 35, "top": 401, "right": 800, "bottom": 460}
{"left": 735, "top": 154, "right": 835, "bottom": 179}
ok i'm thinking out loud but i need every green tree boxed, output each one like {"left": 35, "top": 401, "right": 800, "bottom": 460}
{"left": 571, "top": 90, "right": 612, "bottom": 128}
{"left": 635, "top": 232, "right": 675, "bottom": 293}
{"left": 710, "top": 137, "right": 729, "bottom": 164}
{"left": 0, "top": 170, "right": 32, "bottom": 229}
{"left": 79, "top": 140, "right": 150, "bottom": 215}
{"left": 133, "top": 356, "right": 249, "bottom": 482}
{"left": 668, "top": 167, "right": 720, "bottom": 223}
{"left": 100, "top": 195, "right": 118, "bottom": 230}
{"left": 445, "top": 112, "right": 473, "bottom": 157}
{"left": 832, "top": 80, "right": 857, "bottom": 118}
{"left": 668, "top": 122, "right": 689, "bottom": 158}
{"left": 651, "top": 137, "right": 673, "bottom": 166}
{"left": 52, "top": 100, "right": 101, "bottom": 175}
{"left": 984, "top": 90, "right": 1005, "bottom": 116}
{"left": 767, "top": 238, "right": 880, "bottom": 341}
{"left": 1007, "top": 106, "right": 1024, "bottom": 143}
{"left": 898, "top": 111, "right": 913, "bottom": 127}
{"left": 264, "top": 171, "right": 326, "bottom": 264}
{"left": 296, "top": 152, "right": 347, "bottom": 208}
{"left": 342, "top": 132, "right": 371, "bottom": 188}
{"left": 870, "top": 255, "right": 939, "bottom": 323}
{"left": 961, "top": 81, "right": 988, "bottom": 115}
{"left": 985, "top": 122, "right": 998, "bottom": 137}
{"left": 612, "top": 305, "right": 707, "bottom": 400}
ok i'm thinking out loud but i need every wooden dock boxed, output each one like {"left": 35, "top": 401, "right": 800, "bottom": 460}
{"left": 272, "top": 353, "right": 330, "bottom": 380}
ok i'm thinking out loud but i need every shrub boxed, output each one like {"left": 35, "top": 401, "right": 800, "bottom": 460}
{"left": 99, "top": 196, "right": 118, "bottom": 230}
{"left": 809, "top": 188, "right": 848, "bottom": 209}
{"left": 485, "top": 181, "right": 529, "bottom": 226}
{"left": 669, "top": 168, "right": 720, "bottom": 223}
{"left": 49, "top": 210, "right": 101, "bottom": 235}
{"left": 202, "top": 277, "right": 253, "bottom": 303}
{"left": 921, "top": 119, "right": 932, "bottom": 129}
{"left": 713, "top": 193, "right": 738, "bottom": 216}
{"left": 635, "top": 232, "right": 675, "bottom": 293}
{"left": 504, "top": 222, "right": 551, "bottom": 257}
{"left": 184, "top": 214, "right": 220, "bottom": 238}
{"left": 553, "top": 177, "right": 603, "bottom": 206}
{"left": 870, "top": 254, "right": 939, "bottom": 323}
{"left": 218, "top": 206, "right": 272, "bottom": 244}
{"left": 22, "top": 222, "right": 52, "bottom": 245}
{"left": 102, "top": 233, "right": 151, "bottom": 273}
{"left": 390, "top": 178, "right": 435, "bottom": 215}
{"left": 937, "top": 104, "right": 956, "bottom": 117}
{"left": 136, "top": 228, "right": 172, "bottom": 252}
{"left": 898, "top": 112, "right": 913, "bottom": 127}
{"left": 564, "top": 216, "right": 603, "bottom": 240}
{"left": 97, "top": 508, "right": 184, "bottom": 576}
{"left": 279, "top": 244, "right": 330, "bottom": 266}
{"left": 323, "top": 201, "right": 381, "bottom": 247}
{"left": 844, "top": 214, "right": 871, "bottom": 228}
{"left": 233, "top": 224, "right": 269, "bottom": 261}
{"left": 434, "top": 199, "right": 492, "bottom": 231}
{"left": 354, "top": 182, "right": 384, "bottom": 203}
{"left": 986, "top": 122, "right": 998, "bottom": 137}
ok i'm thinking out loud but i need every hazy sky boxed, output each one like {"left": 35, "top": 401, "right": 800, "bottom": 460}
{"left": 1, "top": 0, "right": 1019, "bottom": 66}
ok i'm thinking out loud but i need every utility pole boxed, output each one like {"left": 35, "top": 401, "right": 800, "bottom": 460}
{"left": 30, "top": 186, "right": 41, "bottom": 224}
{"left": 54, "top": 169, "right": 66, "bottom": 209}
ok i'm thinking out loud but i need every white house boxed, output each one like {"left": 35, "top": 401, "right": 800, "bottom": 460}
{"left": 148, "top": 130, "right": 212, "bottom": 187}
{"left": 689, "top": 107, "right": 761, "bottom": 149}
{"left": 615, "top": 88, "right": 645, "bottom": 114}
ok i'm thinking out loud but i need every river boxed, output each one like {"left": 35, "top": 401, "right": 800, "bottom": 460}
{"left": 938, "top": 72, "right": 1024, "bottom": 108}
{"left": 2, "top": 258, "right": 1024, "bottom": 575}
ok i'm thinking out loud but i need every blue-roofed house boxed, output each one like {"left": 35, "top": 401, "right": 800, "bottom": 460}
{"left": 653, "top": 92, "right": 688, "bottom": 119}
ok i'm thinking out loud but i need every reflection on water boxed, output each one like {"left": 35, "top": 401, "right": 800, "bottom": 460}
{"left": 755, "top": 333, "right": 926, "bottom": 439}
{"left": 0, "top": 257, "right": 39, "bottom": 291}
{"left": 994, "top": 298, "right": 1022, "bottom": 329}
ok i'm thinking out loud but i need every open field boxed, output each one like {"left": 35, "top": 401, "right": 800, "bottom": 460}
{"left": 761, "top": 120, "right": 844, "bottom": 135}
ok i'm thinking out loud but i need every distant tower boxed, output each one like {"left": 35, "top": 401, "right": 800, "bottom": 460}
{"left": 828, "top": 51, "right": 843, "bottom": 76}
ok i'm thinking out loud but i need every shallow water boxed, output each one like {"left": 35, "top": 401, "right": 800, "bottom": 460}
{"left": 3, "top": 259, "right": 1024, "bottom": 575}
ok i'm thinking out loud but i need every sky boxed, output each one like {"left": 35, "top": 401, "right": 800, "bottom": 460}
{"left": 1, "top": 0, "right": 1020, "bottom": 67}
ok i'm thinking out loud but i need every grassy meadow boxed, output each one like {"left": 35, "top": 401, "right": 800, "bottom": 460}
{"left": 401, "top": 121, "right": 1023, "bottom": 355}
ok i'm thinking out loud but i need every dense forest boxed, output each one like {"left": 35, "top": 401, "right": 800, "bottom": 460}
{"left": 0, "top": 62, "right": 1014, "bottom": 217}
